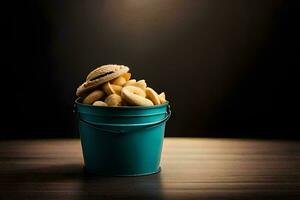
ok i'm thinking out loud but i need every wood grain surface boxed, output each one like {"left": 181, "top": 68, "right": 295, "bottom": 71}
{"left": 0, "top": 138, "right": 299, "bottom": 200}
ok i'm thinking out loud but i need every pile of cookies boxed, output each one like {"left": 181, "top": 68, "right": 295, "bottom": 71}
{"left": 76, "top": 64, "right": 167, "bottom": 107}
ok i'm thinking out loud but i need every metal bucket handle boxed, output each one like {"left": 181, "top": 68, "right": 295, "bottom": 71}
{"left": 77, "top": 105, "right": 171, "bottom": 134}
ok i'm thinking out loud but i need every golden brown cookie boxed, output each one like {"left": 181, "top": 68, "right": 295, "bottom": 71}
{"left": 105, "top": 94, "right": 122, "bottom": 106}
{"left": 124, "top": 79, "right": 147, "bottom": 91}
{"left": 103, "top": 82, "right": 122, "bottom": 95}
{"left": 123, "top": 86, "right": 146, "bottom": 97}
{"left": 82, "top": 90, "right": 105, "bottom": 104}
{"left": 121, "top": 86, "right": 153, "bottom": 106}
{"left": 122, "top": 73, "right": 131, "bottom": 81}
{"left": 145, "top": 87, "right": 161, "bottom": 105}
{"left": 111, "top": 76, "right": 127, "bottom": 86}
{"left": 135, "top": 80, "right": 147, "bottom": 91}
{"left": 124, "top": 79, "right": 136, "bottom": 87}
{"left": 92, "top": 101, "right": 108, "bottom": 106}
{"left": 86, "top": 64, "right": 129, "bottom": 81}
{"left": 111, "top": 84, "right": 122, "bottom": 95}
{"left": 76, "top": 64, "right": 129, "bottom": 97}
{"left": 158, "top": 92, "right": 167, "bottom": 104}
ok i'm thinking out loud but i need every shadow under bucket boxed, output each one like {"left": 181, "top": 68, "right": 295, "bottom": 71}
{"left": 74, "top": 98, "right": 171, "bottom": 176}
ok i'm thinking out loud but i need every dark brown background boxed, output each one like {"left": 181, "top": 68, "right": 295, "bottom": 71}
{"left": 2, "top": 0, "right": 299, "bottom": 139}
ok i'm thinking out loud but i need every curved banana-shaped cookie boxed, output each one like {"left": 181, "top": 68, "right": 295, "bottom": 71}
{"left": 92, "top": 101, "right": 108, "bottom": 106}
{"left": 135, "top": 80, "right": 147, "bottom": 91}
{"left": 158, "top": 92, "right": 167, "bottom": 104}
{"left": 111, "top": 84, "right": 122, "bottom": 95}
{"left": 105, "top": 94, "right": 122, "bottom": 106}
{"left": 124, "top": 79, "right": 136, "bottom": 87}
{"left": 122, "top": 73, "right": 131, "bottom": 81}
{"left": 146, "top": 87, "right": 161, "bottom": 105}
{"left": 121, "top": 86, "right": 153, "bottom": 106}
{"left": 124, "top": 79, "right": 147, "bottom": 91}
{"left": 111, "top": 76, "right": 127, "bottom": 86}
{"left": 123, "top": 85, "right": 145, "bottom": 97}
{"left": 83, "top": 90, "right": 105, "bottom": 104}
{"left": 103, "top": 82, "right": 122, "bottom": 95}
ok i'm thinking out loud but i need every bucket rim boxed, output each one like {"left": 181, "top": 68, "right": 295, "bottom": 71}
{"left": 75, "top": 98, "right": 169, "bottom": 110}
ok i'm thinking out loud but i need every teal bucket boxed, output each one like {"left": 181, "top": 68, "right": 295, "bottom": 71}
{"left": 74, "top": 98, "right": 171, "bottom": 176}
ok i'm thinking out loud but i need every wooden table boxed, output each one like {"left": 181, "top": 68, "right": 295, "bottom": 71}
{"left": 0, "top": 138, "right": 299, "bottom": 200}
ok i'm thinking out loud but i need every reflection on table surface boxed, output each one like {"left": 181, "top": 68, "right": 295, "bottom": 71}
{"left": 0, "top": 138, "right": 299, "bottom": 199}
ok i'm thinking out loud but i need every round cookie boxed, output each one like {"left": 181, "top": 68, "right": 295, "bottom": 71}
{"left": 145, "top": 87, "right": 160, "bottom": 105}
{"left": 121, "top": 86, "right": 153, "bottom": 106}
{"left": 86, "top": 64, "right": 129, "bottom": 81}
{"left": 76, "top": 64, "right": 129, "bottom": 97}
{"left": 82, "top": 90, "right": 105, "bottom": 104}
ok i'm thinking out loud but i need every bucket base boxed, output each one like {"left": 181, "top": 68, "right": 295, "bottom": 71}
{"left": 83, "top": 166, "right": 161, "bottom": 177}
